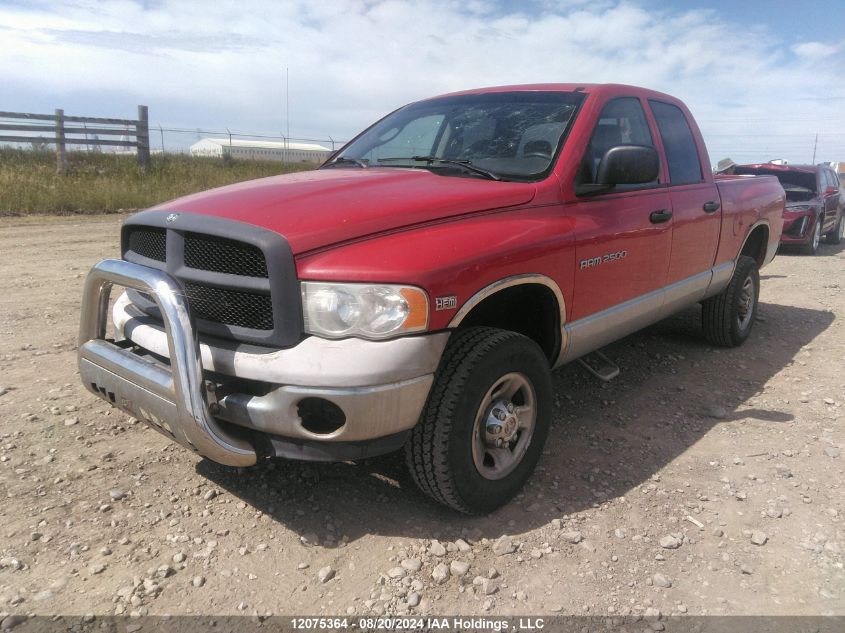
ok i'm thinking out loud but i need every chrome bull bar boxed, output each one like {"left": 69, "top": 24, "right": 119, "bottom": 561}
{"left": 78, "top": 258, "right": 257, "bottom": 467}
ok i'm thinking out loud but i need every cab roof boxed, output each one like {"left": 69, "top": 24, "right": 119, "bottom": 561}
{"left": 424, "top": 83, "right": 679, "bottom": 104}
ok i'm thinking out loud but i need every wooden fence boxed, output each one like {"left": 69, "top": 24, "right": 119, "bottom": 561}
{"left": 0, "top": 106, "right": 151, "bottom": 173}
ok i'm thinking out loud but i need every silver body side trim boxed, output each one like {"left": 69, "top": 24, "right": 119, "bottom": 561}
{"left": 661, "top": 269, "right": 712, "bottom": 317}
{"left": 556, "top": 288, "right": 663, "bottom": 366}
{"left": 702, "top": 260, "right": 736, "bottom": 300}
{"left": 555, "top": 261, "right": 736, "bottom": 366}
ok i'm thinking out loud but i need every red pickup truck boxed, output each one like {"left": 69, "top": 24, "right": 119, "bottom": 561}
{"left": 78, "top": 84, "right": 784, "bottom": 514}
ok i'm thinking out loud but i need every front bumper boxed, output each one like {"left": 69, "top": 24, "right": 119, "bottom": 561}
{"left": 779, "top": 211, "right": 815, "bottom": 245}
{"left": 78, "top": 259, "right": 448, "bottom": 465}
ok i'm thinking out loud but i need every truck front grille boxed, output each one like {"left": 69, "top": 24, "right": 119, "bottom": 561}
{"left": 184, "top": 232, "right": 268, "bottom": 278}
{"left": 127, "top": 227, "right": 166, "bottom": 262}
{"left": 182, "top": 282, "right": 274, "bottom": 331}
{"left": 121, "top": 213, "right": 301, "bottom": 348}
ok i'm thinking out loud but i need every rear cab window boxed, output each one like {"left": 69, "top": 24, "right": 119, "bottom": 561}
{"left": 648, "top": 100, "right": 703, "bottom": 185}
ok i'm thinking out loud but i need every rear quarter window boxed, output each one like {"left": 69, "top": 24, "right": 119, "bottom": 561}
{"left": 649, "top": 100, "right": 703, "bottom": 185}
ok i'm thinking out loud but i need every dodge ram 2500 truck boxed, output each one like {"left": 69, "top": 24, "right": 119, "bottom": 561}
{"left": 78, "top": 84, "right": 785, "bottom": 514}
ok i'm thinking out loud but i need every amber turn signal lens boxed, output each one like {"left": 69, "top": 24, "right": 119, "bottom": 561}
{"left": 400, "top": 287, "right": 429, "bottom": 330}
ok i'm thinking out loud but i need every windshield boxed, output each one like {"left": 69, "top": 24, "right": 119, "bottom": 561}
{"left": 734, "top": 167, "right": 817, "bottom": 203}
{"left": 324, "top": 91, "right": 584, "bottom": 181}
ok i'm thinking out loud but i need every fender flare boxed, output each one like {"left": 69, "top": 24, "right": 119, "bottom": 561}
{"left": 447, "top": 273, "right": 566, "bottom": 328}
{"left": 739, "top": 219, "right": 772, "bottom": 266}
{"left": 447, "top": 274, "right": 568, "bottom": 362}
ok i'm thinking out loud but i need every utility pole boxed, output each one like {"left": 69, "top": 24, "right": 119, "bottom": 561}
{"left": 812, "top": 133, "right": 818, "bottom": 164}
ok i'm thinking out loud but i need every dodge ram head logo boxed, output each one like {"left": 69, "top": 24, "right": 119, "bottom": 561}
{"left": 166, "top": 213, "right": 179, "bottom": 224}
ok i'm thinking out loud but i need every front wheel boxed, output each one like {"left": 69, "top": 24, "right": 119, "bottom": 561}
{"left": 701, "top": 255, "right": 760, "bottom": 347}
{"left": 825, "top": 213, "right": 843, "bottom": 245}
{"left": 801, "top": 216, "right": 822, "bottom": 254}
{"left": 405, "top": 327, "right": 552, "bottom": 514}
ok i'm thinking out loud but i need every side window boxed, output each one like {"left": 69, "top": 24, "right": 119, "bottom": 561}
{"left": 581, "top": 97, "right": 654, "bottom": 184}
{"left": 819, "top": 170, "right": 830, "bottom": 191}
{"left": 649, "top": 100, "right": 703, "bottom": 185}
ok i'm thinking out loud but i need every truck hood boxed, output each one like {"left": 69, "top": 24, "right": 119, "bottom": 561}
{"left": 149, "top": 168, "right": 537, "bottom": 254}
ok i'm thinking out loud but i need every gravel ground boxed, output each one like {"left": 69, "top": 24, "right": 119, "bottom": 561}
{"left": 0, "top": 215, "right": 843, "bottom": 621}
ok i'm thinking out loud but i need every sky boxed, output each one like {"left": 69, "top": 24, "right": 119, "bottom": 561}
{"left": 1, "top": 0, "right": 844, "bottom": 165}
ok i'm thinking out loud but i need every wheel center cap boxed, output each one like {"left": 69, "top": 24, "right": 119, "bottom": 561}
{"left": 484, "top": 400, "right": 520, "bottom": 447}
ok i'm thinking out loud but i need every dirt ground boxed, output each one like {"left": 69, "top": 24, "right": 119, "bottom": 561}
{"left": 0, "top": 215, "right": 842, "bottom": 621}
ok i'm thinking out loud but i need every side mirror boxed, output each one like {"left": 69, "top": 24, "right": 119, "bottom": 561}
{"left": 597, "top": 145, "right": 660, "bottom": 185}
{"left": 575, "top": 144, "right": 660, "bottom": 196}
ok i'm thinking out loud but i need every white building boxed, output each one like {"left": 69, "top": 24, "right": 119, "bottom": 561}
{"left": 190, "top": 138, "right": 332, "bottom": 164}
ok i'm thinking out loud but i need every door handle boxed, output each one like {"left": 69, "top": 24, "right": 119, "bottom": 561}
{"left": 650, "top": 210, "right": 673, "bottom": 224}
{"left": 703, "top": 201, "right": 721, "bottom": 213}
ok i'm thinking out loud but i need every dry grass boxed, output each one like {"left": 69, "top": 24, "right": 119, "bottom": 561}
{"left": 0, "top": 148, "right": 313, "bottom": 215}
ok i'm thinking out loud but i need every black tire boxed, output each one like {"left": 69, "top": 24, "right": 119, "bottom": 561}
{"left": 405, "top": 327, "right": 552, "bottom": 514}
{"left": 800, "top": 215, "right": 822, "bottom": 254}
{"left": 824, "top": 213, "right": 843, "bottom": 245}
{"left": 701, "top": 255, "right": 760, "bottom": 347}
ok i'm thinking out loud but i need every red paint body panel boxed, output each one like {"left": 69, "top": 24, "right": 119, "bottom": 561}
{"left": 141, "top": 84, "right": 785, "bottom": 333}
{"left": 565, "top": 187, "right": 672, "bottom": 320}
{"left": 149, "top": 168, "right": 536, "bottom": 255}
{"left": 665, "top": 182, "right": 722, "bottom": 283}
{"left": 298, "top": 201, "right": 577, "bottom": 332}
{"left": 712, "top": 175, "right": 784, "bottom": 265}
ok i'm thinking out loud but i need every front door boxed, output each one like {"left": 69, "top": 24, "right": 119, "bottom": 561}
{"left": 569, "top": 96, "right": 672, "bottom": 323}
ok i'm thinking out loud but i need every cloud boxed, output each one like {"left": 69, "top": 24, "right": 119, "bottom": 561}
{"left": 792, "top": 41, "right": 839, "bottom": 59}
{"left": 0, "top": 0, "right": 843, "bottom": 163}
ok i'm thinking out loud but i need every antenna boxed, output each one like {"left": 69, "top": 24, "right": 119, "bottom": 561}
{"left": 286, "top": 66, "right": 290, "bottom": 163}
{"left": 812, "top": 133, "right": 818, "bottom": 164}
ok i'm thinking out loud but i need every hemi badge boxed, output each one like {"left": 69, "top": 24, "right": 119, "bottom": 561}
{"left": 435, "top": 295, "right": 457, "bottom": 311}
{"left": 166, "top": 213, "right": 180, "bottom": 224}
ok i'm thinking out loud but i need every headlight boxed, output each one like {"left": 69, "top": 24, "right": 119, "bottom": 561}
{"left": 301, "top": 282, "right": 429, "bottom": 340}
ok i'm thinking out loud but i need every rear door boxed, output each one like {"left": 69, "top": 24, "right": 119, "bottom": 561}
{"left": 648, "top": 100, "right": 721, "bottom": 292}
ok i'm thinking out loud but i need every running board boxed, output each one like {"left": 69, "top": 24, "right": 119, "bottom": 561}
{"left": 577, "top": 350, "right": 620, "bottom": 382}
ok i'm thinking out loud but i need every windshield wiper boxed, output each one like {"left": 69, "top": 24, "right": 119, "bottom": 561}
{"left": 324, "top": 156, "right": 369, "bottom": 168}
{"left": 378, "top": 156, "right": 501, "bottom": 181}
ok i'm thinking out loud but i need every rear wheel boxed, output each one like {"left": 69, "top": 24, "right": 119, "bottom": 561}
{"left": 701, "top": 255, "right": 760, "bottom": 347}
{"left": 825, "top": 213, "right": 843, "bottom": 245}
{"left": 405, "top": 327, "right": 552, "bottom": 514}
{"left": 801, "top": 216, "right": 822, "bottom": 254}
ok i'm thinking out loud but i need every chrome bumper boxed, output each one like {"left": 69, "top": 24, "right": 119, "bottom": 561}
{"left": 79, "top": 259, "right": 447, "bottom": 465}
{"left": 78, "top": 259, "right": 257, "bottom": 466}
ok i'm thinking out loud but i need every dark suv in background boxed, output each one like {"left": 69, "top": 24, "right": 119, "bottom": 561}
{"left": 734, "top": 163, "right": 844, "bottom": 254}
